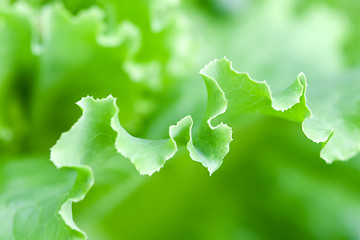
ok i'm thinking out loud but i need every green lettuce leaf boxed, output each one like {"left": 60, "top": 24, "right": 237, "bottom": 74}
{"left": 0, "top": 156, "right": 78, "bottom": 239}
{"left": 48, "top": 94, "right": 225, "bottom": 237}
{"left": 0, "top": 0, "right": 193, "bottom": 152}
{"left": 303, "top": 70, "right": 360, "bottom": 163}
{"left": 2, "top": 0, "right": 360, "bottom": 239}
{"left": 50, "top": 96, "right": 143, "bottom": 239}
{"left": 200, "top": 58, "right": 311, "bottom": 123}
{"left": 48, "top": 54, "right": 314, "bottom": 237}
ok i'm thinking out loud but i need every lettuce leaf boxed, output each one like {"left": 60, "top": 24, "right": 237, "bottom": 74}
{"left": 303, "top": 69, "right": 360, "bottom": 162}
{"left": 0, "top": 157, "right": 78, "bottom": 239}
{"left": 1, "top": 0, "right": 360, "bottom": 239}
{"left": 46, "top": 55, "right": 314, "bottom": 237}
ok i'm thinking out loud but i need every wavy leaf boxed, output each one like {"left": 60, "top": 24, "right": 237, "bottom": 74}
{"left": 200, "top": 58, "right": 311, "bottom": 123}
{"left": 302, "top": 69, "right": 360, "bottom": 163}
{"left": 47, "top": 55, "right": 316, "bottom": 237}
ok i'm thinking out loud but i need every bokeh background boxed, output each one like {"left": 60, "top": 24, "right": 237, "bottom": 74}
{"left": 1, "top": 0, "right": 360, "bottom": 239}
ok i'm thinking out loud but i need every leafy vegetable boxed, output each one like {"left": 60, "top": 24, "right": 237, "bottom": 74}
{"left": 302, "top": 69, "right": 360, "bottom": 163}
{"left": 1, "top": 0, "right": 360, "bottom": 239}
{"left": 0, "top": 157, "right": 78, "bottom": 239}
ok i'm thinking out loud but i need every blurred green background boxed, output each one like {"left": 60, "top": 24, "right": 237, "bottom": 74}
{"left": 1, "top": 0, "right": 360, "bottom": 239}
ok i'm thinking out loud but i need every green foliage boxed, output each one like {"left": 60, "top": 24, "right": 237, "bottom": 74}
{"left": 1, "top": 0, "right": 360, "bottom": 239}
{"left": 0, "top": 157, "right": 78, "bottom": 239}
